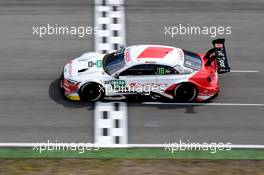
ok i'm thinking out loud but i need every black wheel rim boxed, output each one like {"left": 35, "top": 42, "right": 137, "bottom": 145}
{"left": 175, "top": 84, "right": 196, "bottom": 102}
{"left": 81, "top": 84, "right": 103, "bottom": 101}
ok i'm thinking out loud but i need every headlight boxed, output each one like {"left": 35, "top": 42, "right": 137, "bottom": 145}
{"left": 67, "top": 79, "right": 79, "bottom": 86}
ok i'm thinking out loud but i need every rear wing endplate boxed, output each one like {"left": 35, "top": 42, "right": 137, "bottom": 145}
{"left": 213, "top": 39, "right": 230, "bottom": 73}
{"left": 205, "top": 38, "right": 231, "bottom": 74}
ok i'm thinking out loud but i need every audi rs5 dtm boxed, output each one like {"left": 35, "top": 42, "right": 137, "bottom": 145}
{"left": 60, "top": 38, "right": 230, "bottom": 102}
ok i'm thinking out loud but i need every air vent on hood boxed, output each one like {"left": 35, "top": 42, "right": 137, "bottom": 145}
{"left": 78, "top": 68, "right": 89, "bottom": 73}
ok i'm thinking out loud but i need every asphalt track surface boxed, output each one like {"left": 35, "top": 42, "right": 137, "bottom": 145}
{"left": 0, "top": 0, "right": 95, "bottom": 142}
{"left": 0, "top": 0, "right": 264, "bottom": 144}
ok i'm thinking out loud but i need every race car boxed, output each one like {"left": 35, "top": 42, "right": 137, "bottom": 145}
{"left": 60, "top": 38, "right": 230, "bottom": 102}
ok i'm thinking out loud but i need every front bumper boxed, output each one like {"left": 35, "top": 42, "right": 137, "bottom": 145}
{"left": 64, "top": 91, "right": 81, "bottom": 101}
{"left": 60, "top": 77, "right": 81, "bottom": 101}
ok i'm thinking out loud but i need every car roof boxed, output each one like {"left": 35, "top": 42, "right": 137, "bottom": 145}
{"left": 124, "top": 45, "right": 185, "bottom": 68}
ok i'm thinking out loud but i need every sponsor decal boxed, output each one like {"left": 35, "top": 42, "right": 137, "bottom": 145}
{"left": 111, "top": 80, "right": 128, "bottom": 92}
{"left": 178, "top": 49, "right": 184, "bottom": 60}
{"left": 88, "top": 60, "right": 102, "bottom": 68}
{"left": 110, "top": 80, "right": 126, "bottom": 86}
{"left": 124, "top": 49, "right": 131, "bottom": 62}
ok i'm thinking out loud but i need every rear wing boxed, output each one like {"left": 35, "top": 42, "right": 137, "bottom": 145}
{"left": 205, "top": 39, "right": 231, "bottom": 74}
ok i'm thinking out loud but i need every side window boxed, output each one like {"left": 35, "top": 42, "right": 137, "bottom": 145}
{"left": 120, "top": 64, "right": 156, "bottom": 76}
{"left": 155, "top": 65, "right": 178, "bottom": 75}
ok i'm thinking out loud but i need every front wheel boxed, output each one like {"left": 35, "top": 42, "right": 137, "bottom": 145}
{"left": 79, "top": 83, "right": 104, "bottom": 102}
{"left": 173, "top": 83, "right": 197, "bottom": 102}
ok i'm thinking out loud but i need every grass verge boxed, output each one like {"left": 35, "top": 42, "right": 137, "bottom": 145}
{"left": 0, "top": 148, "right": 264, "bottom": 159}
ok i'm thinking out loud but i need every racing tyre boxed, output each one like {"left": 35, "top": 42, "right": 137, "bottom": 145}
{"left": 79, "top": 83, "right": 104, "bottom": 102}
{"left": 173, "top": 83, "right": 197, "bottom": 102}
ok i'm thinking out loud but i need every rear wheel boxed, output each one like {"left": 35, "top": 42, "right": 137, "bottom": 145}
{"left": 173, "top": 83, "right": 197, "bottom": 102}
{"left": 79, "top": 83, "right": 104, "bottom": 102}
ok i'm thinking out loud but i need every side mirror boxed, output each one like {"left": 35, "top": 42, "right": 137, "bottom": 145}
{"left": 182, "top": 68, "right": 193, "bottom": 74}
{"left": 113, "top": 74, "right": 119, "bottom": 79}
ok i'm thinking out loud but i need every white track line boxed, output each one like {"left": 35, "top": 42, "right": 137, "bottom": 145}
{"left": 231, "top": 70, "right": 259, "bottom": 73}
{"left": 95, "top": 144, "right": 264, "bottom": 149}
{"left": 142, "top": 102, "right": 264, "bottom": 106}
{"left": 0, "top": 143, "right": 264, "bottom": 149}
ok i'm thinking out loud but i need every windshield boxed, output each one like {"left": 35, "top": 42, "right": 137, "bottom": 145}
{"left": 183, "top": 50, "right": 202, "bottom": 70}
{"left": 103, "top": 48, "right": 126, "bottom": 75}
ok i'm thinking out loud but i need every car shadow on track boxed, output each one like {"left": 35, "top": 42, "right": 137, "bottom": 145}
{"left": 48, "top": 78, "right": 94, "bottom": 110}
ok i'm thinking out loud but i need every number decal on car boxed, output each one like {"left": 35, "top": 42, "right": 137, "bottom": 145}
{"left": 88, "top": 60, "right": 103, "bottom": 68}
{"left": 156, "top": 67, "right": 165, "bottom": 75}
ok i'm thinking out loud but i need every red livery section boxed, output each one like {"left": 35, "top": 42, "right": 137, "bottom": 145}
{"left": 189, "top": 54, "right": 219, "bottom": 100}
{"left": 63, "top": 79, "right": 80, "bottom": 93}
{"left": 137, "top": 47, "right": 173, "bottom": 59}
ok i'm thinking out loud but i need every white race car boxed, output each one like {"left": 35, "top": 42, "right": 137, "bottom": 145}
{"left": 61, "top": 39, "right": 230, "bottom": 102}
